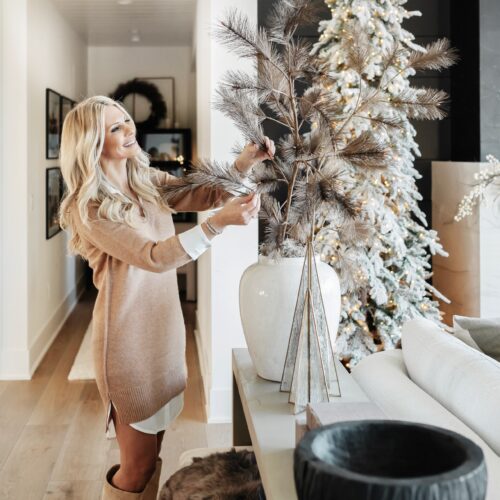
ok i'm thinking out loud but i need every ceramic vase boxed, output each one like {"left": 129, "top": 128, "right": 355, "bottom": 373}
{"left": 239, "top": 255, "right": 341, "bottom": 382}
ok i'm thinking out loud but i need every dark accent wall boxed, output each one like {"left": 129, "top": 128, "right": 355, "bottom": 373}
{"left": 450, "top": 1, "right": 480, "bottom": 161}
{"left": 406, "top": 0, "right": 451, "bottom": 227}
{"left": 448, "top": 0, "right": 500, "bottom": 161}
{"left": 257, "top": 1, "right": 330, "bottom": 244}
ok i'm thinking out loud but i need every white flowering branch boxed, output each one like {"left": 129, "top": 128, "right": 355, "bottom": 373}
{"left": 455, "top": 155, "right": 500, "bottom": 221}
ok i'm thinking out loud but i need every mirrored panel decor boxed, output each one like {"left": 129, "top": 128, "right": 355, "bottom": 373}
{"left": 46, "top": 167, "right": 64, "bottom": 239}
{"left": 139, "top": 128, "right": 191, "bottom": 173}
{"left": 46, "top": 89, "right": 61, "bottom": 159}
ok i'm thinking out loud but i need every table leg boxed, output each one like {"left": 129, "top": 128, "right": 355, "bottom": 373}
{"left": 232, "top": 373, "right": 252, "bottom": 446}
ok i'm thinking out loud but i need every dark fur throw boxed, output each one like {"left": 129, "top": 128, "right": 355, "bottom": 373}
{"left": 159, "top": 448, "right": 266, "bottom": 500}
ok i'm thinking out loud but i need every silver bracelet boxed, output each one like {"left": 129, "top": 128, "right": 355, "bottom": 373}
{"left": 205, "top": 217, "right": 223, "bottom": 235}
{"left": 203, "top": 222, "right": 218, "bottom": 236}
{"left": 234, "top": 161, "right": 247, "bottom": 177}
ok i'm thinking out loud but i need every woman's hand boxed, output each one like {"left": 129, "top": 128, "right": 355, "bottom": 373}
{"left": 209, "top": 192, "right": 261, "bottom": 231}
{"left": 235, "top": 136, "right": 276, "bottom": 175}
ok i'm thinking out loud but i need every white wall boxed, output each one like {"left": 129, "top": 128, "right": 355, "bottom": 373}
{"left": 0, "top": 0, "right": 3, "bottom": 381}
{"left": 195, "top": 0, "right": 213, "bottom": 414}
{"left": 0, "top": 0, "right": 30, "bottom": 378}
{"left": 87, "top": 46, "right": 195, "bottom": 130}
{"left": 26, "top": 0, "right": 88, "bottom": 375}
{"left": 0, "top": 0, "right": 87, "bottom": 379}
{"left": 195, "top": 0, "right": 258, "bottom": 423}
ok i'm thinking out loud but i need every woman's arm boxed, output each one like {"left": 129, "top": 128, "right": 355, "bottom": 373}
{"left": 72, "top": 192, "right": 259, "bottom": 271}
{"left": 73, "top": 202, "right": 195, "bottom": 273}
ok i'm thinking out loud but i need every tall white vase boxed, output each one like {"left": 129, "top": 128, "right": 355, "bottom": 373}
{"left": 239, "top": 255, "right": 341, "bottom": 382}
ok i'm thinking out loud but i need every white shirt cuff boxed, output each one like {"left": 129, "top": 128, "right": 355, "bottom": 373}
{"left": 178, "top": 224, "right": 212, "bottom": 260}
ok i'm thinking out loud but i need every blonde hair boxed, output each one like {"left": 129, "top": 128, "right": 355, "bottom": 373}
{"left": 59, "top": 95, "right": 170, "bottom": 257}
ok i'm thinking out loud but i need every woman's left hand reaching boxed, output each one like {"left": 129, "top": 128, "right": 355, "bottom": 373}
{"left": 235, "top": 136, "right": 276, "bottom": 175}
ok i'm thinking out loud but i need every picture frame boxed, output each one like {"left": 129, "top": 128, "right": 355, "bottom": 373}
{"left": 127, "top": 77, "right": 176, "bottom": 128}
{"left": 46, "top": 167, "right": 64, "bottom": 239}
{"left": 138, "top": 128, "right": 191, "bottom": 172}
{"left": 60, "top": 96, "right": 75, "bottom": 141}
{"left": 46, "top": 88, "right": 62, "bottom": 159}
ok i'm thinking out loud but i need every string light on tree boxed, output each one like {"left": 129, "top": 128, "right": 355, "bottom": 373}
{"left": 312, "top": 0, "right": 456, "bottom": 366}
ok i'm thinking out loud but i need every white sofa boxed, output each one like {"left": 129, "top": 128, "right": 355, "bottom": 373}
{"left": 351, "top": 318, "right": 500, "bottom": 500}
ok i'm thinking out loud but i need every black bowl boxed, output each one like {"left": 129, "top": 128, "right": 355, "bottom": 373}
{"left": 294, "top": 420, "right": 487, "bottom": 500}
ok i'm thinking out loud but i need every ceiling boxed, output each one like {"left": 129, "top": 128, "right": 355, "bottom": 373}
{"left": 50, "top": 0, "right": 197, "bottom": 46}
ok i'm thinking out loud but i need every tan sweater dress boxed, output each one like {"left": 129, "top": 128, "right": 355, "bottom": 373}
{"left": 70, "top": 169, "right": 232, "bottom": 433}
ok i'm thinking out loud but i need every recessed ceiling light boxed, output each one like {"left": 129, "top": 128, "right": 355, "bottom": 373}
{"left": 117, "top": 0, "right": 132, "bottom": 5}
{"left": 131, "top": 28, "right": 141, "bottom": 43}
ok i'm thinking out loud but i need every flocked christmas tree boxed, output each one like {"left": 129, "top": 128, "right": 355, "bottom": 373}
{"left": 161, "top": 0, "right": 455, "bottom": 372}
{"left": 312, "top": 0, "right": 457, "bottom": 366}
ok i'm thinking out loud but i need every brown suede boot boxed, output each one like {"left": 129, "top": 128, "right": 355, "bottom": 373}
{"left": 101, "top": 459, "right": 162, "bottom": 500}
{"left": 141, "top": 457, "right": 163, "bottom": 500}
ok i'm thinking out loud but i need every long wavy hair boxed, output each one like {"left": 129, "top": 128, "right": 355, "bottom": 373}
{"left": 59, "top": 95, "right": 170, "bottom": 257}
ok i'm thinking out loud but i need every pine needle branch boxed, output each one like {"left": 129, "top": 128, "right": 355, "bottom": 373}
{"left": 161, "top": 160, "right": 252, "bottom": 202}
{"left": 268, "top": 0, "right": 320, "bottom": 44}
{"left": 389, "top": 88, "right": 449, "bottom": 120}
{"left": 337, "top": 132, "right": 390, "bottom": 169}
{"left": 408, "top": 38, "right": 459, "bottom": 71}
{"left": 215, "top": 11, "right": 288, "bottom": 78}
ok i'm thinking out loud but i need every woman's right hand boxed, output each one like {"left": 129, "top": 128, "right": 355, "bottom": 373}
{"left": 210, "top": 192, "right": 261, "bottom": 231}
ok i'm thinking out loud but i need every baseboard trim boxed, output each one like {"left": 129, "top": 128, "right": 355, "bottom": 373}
{"left": 0, "top": 349, "right": 31, "bottom": 380}
{"left": 207, "top": 387, "right": 232, "bottom": 424}
{"left": 194, "top": 308, "right": 211, "bottom": 419}
{"left": 194, "top": 310, "right": 236, "bottom": 424}
{"left": 29, "top": 272, "right": 87, "bottom": 377}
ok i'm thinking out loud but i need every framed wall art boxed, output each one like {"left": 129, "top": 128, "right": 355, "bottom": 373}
{"left": 46, "top": 88, "right": 61, "bottom": 159}
{"left": 122, "top": 77, "right": 175, "bottom": 128}
{"left": 46, "top": 167, "right": 64, "bottom": 239}
{"left": 60, "top": 96, "right": 75, "bottom": 137}
{"left": 139, "top": 77, "right": 175, "bottom": 127}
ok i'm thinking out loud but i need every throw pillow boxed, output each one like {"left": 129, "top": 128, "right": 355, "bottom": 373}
{"left": 452, "top": 319, "right": 482, "bottom": 351}
{"left": 403, "top": 318, "right": 500, "bottom": 455}
{"left": 453, "top": 316, "right": 500, "bottom": 363}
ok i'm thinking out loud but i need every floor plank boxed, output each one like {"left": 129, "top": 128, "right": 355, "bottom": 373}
{"left": 49, "top": 383, "right": 110, "bottom": 482}
{"left": 0, "top": 288, "right": 234, "bottom": 499}
{"left": 0, "top": 424, "right": 68, "bottom": 500}
{"left": 28, "top": 330, "right": 87, "bottom": 426}
{"left": 43, "top": 481, "right": 102, "bottom": 500}
{"left": 27, "top": 294, "right": 94, "bottom": 426}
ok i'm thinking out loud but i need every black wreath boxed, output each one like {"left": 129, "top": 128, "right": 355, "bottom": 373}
{"left": 109, "top": 79, "right": 167, "bottom": 130}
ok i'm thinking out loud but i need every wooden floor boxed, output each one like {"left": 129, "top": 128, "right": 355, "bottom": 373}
{"left": 0, "top": 288, "right": 231, "bottom": 500}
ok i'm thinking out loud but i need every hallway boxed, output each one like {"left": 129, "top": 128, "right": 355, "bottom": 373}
{"left": 0, "top": 290, "right": 231, "bottom": 499}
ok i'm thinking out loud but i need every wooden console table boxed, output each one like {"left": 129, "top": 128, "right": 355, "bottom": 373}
{"left": 232, "top": 348, "right": 369, "bottom": 500}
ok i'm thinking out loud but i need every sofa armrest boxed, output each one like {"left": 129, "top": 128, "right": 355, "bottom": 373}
{"left": 352, "top": 348, "right": 500, "bottom": 500}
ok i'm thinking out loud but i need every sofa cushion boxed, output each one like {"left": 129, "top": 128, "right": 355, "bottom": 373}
{"left": 352, "top": 349, "right": 500, "bottom": 500}
{"left": 453, "top": 315, "right": 500, "bottom": 362}
{"left": 402, "top": 318, "right": 500, "bottom": 455}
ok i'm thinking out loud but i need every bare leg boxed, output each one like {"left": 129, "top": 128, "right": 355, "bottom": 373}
{"left": 110, "top": 404, "right": 158, "bottom": 492}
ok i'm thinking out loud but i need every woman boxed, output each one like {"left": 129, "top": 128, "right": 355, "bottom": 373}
{"left": 59, "top": 95, "right": 275, "bottom": 499}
